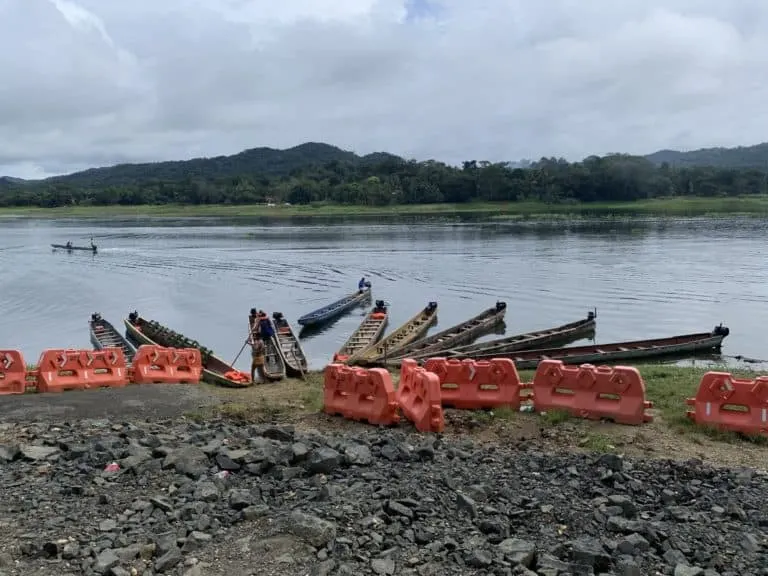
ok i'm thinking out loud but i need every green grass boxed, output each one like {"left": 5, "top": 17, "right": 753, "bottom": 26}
{"left": 4, "top": 196, "right": 768, "bottom": 219}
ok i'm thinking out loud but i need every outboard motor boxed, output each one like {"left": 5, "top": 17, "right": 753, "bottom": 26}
{"left": 128, "top": 311, "right": 138, "bottom": 323}
{"left": 273, "top": 312, "right": 284, "bottom": 321}
{"left": 427, "top": 301, "right": 438, "bottom": 312}
{"left": 495, "top": 301, "right": 507, "bottom": 311}
{"left": 713, "top": 323, "right": 730, "bottom": 337}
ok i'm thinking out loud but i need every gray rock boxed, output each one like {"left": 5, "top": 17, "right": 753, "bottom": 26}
{"left": 99, "top": 519, "right": 118, "bottom": 532}
{"left": 456, "top": 492, "right": 477, "bottom": 518}
{"left": 371, "top": 556, "right": 396, "bottom": 575}
{"left": 307, "top": 447, "right": 341, "bottom": 474}
{"left": 570, "top": 537, "right": 611, "bottom": 572}
{"left": 155, "top": 547, "right": 183, "bottom": 572}
{"left": 215, "top": 452, "right": 240, "bottom": 471}
{"left": 93, "top": 549, "right": 119, "bottom": 575}
{"left": 344, "top": 443, "right": 373, "bottom": 466}
{"left": 497, "top": 538, "right": 535, "bottom": 567}
{"left": 0, "top": 444, "right": 20, "bottom": 462}
{"left": 193, "top": 481, "right": 220, "bottom": 502}
{"left": 674, "top": 566, "right": 704, "bottom": 576}
{"left": 19, "top": 444, "right": 58, "bottom": 461}
{"left": 162, "top": 446, "right": 209, "bottom": 478}
{"left": 466, "top": 549, "right": 493, "bottom": 567}
{"left": 228, "top": 489, "right": 253, "bottom": 510}
{"left": 287, "top": 510, "right": 337, "bottom": 547}
{"left": 616, "top": 533, "right": 650, "bottom": 555}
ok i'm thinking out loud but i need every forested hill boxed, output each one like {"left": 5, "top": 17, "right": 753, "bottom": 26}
{"left": 38, "top": 143, "right": 403, "bottom": 187}
{"left": 644, "top": 142, "right": 768, "bottom": 170}
{"left": 2, "top": 141, "right": 768, "bottom": 208}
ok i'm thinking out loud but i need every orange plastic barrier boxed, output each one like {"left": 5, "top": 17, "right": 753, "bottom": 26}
{"left": 686, "top": 372, "right": 768, "bottom": 436}
{"left": 531, "top": 360, "right": 653, "bottom": 425}
{"left": 131, "top": 345, "right": 202, "bottom": 384}
{"left": 396, "top": 359, "right": 444, "bottom": 433}
{"left": 0, "top": 350, "right": 27, "bottom": 395}
{"left": 323, "top": 363, "right": 399, "bottom": 426}
{"left": 35, "top": 348, "right": 129, "bottom": 393}
{"left": 423, "top": 357, "right": 527, "bottom": 410}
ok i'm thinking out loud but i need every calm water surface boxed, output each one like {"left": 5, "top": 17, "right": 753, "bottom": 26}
{"left": 1, "top": 216, "right": 766, "bottom": 372}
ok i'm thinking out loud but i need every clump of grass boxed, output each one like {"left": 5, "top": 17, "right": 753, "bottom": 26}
{"left": 540, "top": 409, "right": 572, "bottom": 426}
{"left": 578, "top": 432, "right": 616, "bottom": 453}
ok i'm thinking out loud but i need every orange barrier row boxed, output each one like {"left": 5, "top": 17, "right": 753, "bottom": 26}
{"left": 130, "top": 346, "right": 202, "bottom": 384}
{"left": 0, "top": 345, "right": 201, "bottom": 394}
{"left": 423, "top": 357, "right": 528, "bottom": 410}
{"left": 531, "top": 360, "right": 653, "bottom": 425}
{"left": 686, "top": 372, "right": 768, "bottom": 437}
{"left": 323, "top": 363, "right": 399, "bottom": 426}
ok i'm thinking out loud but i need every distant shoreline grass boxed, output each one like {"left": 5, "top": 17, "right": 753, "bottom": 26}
{"left": 3, "top": 196, "right": 768, "bottom": 219}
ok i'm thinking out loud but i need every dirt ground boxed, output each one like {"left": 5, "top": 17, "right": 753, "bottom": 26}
{"left": 1, "top": 376, "right": 765, "bottom": 471}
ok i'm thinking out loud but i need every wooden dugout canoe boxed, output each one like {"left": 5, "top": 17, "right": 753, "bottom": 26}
{"left": 89, "top": 313, "right": 137, "bottom": 363}
{"left": 384, "top": 301, "right": 507, "bottom": 361}
{"left": 349, "top": 301, "right": 439, "bottom": 365}
{"left": 297, "top": 284, "right": 371, "bottom": 327}
{"left": 473, "top": 325, "right": 730, "bottom": 369}
{"left": 333, "top": 301, "right": 389, "bottom": 363}
{"left": 442, "top": 311, "right": 597, "bottom": 359}
{"left": 272, "top": 311, "right": 309, "bottom": 377}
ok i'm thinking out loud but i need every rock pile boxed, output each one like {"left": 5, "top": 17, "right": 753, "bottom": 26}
{"left": 0, "top": 418, "right": 765, "bottom": 576}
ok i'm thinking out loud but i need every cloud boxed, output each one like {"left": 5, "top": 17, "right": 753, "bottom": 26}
{"left": 2, "top": 0, "right": 768, "bottom": 178}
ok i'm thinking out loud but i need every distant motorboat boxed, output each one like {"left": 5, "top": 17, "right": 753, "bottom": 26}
{"left": 51, "top": 243, "right": 97, "bottom": 253}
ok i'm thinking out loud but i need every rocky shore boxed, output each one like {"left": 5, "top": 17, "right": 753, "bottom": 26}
{"left": 0, "top": 416, "right": 765, "bottom": 576}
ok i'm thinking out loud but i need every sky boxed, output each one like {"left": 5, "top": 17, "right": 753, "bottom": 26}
{"left": 2, "top": 0, "right": 768, "bottom": 179}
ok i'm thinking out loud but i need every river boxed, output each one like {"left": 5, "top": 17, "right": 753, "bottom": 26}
{"left": 1, "top": 215, "right": 766, "bottom": 372}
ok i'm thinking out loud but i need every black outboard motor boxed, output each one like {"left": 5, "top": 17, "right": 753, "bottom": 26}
{"left": 426, "top": 301, "right": 438, "bottom": 312}
{"left": 713, "top": 323, "right": 730, "bottom": 337}
{"left": 128, "top": 311, "right": 138, "bottom": 324}
{"left": 495, "top": 301, "right": 507, "bottom": 311}
{"left": 273, "top": 312, "right": 284, "bottom": 322}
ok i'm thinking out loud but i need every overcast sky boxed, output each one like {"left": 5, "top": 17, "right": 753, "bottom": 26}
{"left": 1, "top": 0, "right": 768, "bottom": 179}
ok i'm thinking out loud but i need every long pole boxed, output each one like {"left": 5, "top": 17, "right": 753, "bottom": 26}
{"left": 230, "top": 321, "right": 253, "bottom": 367}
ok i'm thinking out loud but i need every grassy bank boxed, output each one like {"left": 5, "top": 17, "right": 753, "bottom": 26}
{"left": 4, "top": 196, "right": 768, "bottom": 219}
{"left": 197, "top": 364, "right": 763, "bottom": 446}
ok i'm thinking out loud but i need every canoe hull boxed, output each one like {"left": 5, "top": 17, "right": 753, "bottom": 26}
{"left": 124, "top": 317, "right": 254, "bottom": 387}
{"left": 298, "top": 286, "right": 371, "bottom": 327}
{"left": 350, "top": 302, "right": 439, "bottom": 365}
{"left": 388, "top": 302, "right": 507, "bottom": 360}
{"left": 89, "top": 314, "right": 137, "bottom": 363}
{"left": 273, "top": 312, "right": 309, "bottom": 378}
{"left": 443, "top": 313, "right": 598, "bottom": 359}
{"left": 486, "top": 329, "right": 729, "bottom": 370}
{"left": 333, "top": 308, "right": 389, "bottom": 363}
{"left": 262, "top": 336, "right": 287, "bottom": 381}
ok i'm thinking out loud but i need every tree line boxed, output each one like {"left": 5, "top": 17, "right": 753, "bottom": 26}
{"left": 1, "top": 153, "right": 767, "bottom": 208}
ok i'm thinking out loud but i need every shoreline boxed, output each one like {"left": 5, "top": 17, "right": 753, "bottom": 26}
{"left": 3, "top": 196, "right": 768, "bottom": 219}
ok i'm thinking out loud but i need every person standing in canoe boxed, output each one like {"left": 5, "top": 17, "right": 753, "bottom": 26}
{"left": 249, "top": 331, "right": 266, "bottom": 383}
{"left": 258, "top": 311, "right": 275, "bottom": 342}
{"left": 249, "top": 308, "right": 260, "bottom": 336}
